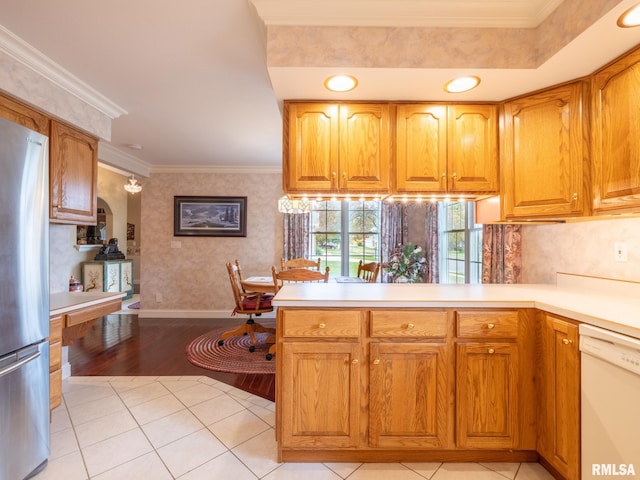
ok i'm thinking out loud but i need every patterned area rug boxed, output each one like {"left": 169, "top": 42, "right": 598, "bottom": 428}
{"left": 186, "top": 322, "right": 275, "bottom": 375}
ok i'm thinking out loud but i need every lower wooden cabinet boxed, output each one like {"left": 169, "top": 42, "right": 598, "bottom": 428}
{"left": 456, "top": 342, "right": 519, "bottom": 449}
{"left": 49, "top": 315, "right": 63, "bottom": 412}
{"left": 280, "top": 341, "right": 361, "bottom": 448}
{"left": 537, "top": 313, "right": 581, "bottom": 479}
{"left": 276, "top": 307, "right": 539, "bottom": 462}
{"left": 369, "top": 342, "right": 451, "bottom": 448}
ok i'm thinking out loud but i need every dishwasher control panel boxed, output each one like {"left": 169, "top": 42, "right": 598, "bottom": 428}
{"left": 580, "top": 324, "right": 640, "bottom": 376}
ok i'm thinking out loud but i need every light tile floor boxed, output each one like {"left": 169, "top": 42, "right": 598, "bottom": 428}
{"left": 34, "top": 376, "right": 555, "bottom": 480}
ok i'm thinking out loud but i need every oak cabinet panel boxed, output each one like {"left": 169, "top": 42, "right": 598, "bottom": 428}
{"left": 592, "top": 46, "right": 640, "bottom": 213}
{"left": 537, "top": 313, "right": 580, "bottom": 480}
{"left": 369, "top": 342, "right": 451, "bottom": 448}
{"left": 0, "top": 93, "right": 49, "bottom": 135}
{"left": 456, "top": 342, "right": 519, "bottom": 449}
{"left": 280, "top": 341, "right": 361, "bottom": 448}
{"left": 50, "top": 120, "right": 98, "bottom": 225}
{"left": 501, "top": 82, "right": 589, "bottom": 219}
{"left": 283, "top": 102, "right": 391, "bottom": 194}
{"left": 49, "top": 315, "right": 63, "bottom": 412}
{"left": 395, "top": 104, "right": 498, "bottom": 194}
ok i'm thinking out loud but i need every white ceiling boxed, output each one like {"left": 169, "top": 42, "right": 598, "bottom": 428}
{"left": 0, "top": 0, "right": 638, "bottom": 174}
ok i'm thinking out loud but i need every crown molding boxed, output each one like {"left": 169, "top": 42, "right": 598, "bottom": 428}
{"left": 150, "top": 164, "right": 282, "bottom": 175}
{"left": 0, "top": 25, "right": 127, "bottom": 119}
{"left": 98, "top": 142, "right": 152, "bottom": 177}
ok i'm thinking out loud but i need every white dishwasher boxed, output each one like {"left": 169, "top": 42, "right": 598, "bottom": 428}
{"left": 580, "top": 324, "right": 640, "bottom": 479}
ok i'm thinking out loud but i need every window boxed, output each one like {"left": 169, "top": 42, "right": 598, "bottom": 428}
{"left": 438, "top": 202, "right": 482, "bottom": 284}
{"left": 310, "top": 201, "right": 381, "bottom": 277}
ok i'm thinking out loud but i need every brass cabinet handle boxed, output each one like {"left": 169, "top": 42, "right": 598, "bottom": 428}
{"left": 352, "top": 359, "right": 359, "bottom": 364}
{"left": 373, "top": 359, "right": 380, "bottom": 365}
{"left": 407, "top": 323, "right": 415, "bottom": 329}
{"left": 331, "top": 172, "right": 337, "bottom": 179}
{"left": 343, "top": 172, "right": 347, "bottom": 180}
{"left": 318, "top": 323, "right": 326, "bottom": 329}
{"left": 452, "top": 172, "right": 457, "bottom": 179}
{"left": 441, "top": 173, "right": 446, "bottom": 179}
{"left": 487, "top": 323, "right": 495, "bottom": 329}
{"left": 572, "top": 193, "right": 578, "bottom": 200}
{"left": 488, "top": 348, "right": 495, "bottom": 354}
{"left": 57, "top": 204, "right": 62, "bottom": 209}
{"left": 562, "top": 338, "right": 573, "bottom": 345}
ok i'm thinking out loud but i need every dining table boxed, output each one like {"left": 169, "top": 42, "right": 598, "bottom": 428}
{"left": 241, "top": 276, "right": 277, "bottom": 294}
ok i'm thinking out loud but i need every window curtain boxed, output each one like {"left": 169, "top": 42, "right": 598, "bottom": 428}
{"left": 380, "top": 202, "right": 408, "bottom": 282}
{"left": 283, "top": 213, "right": 310, "bottom": 261}
{"left": 424, "top": 202, "right": 439, "bottom": 283}
{"left": 481, "top": 224, "right": 522, "bottom": 284}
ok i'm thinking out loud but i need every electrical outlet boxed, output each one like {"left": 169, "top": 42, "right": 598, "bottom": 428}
{"left": 614, "top": 242, "right": 628, "bottom": 262}
{"left": 155, "top": 293, "right": 163, "bottom": 302}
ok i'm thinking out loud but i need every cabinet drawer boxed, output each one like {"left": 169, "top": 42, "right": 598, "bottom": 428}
{"left": 456, "top": 311, "right": 519, "bottom": 339}
{"left": 65, "top": 298, "right": 121, "bottom": 327}
{"left": 282, "top": 310, "right": 361, "bottom": 338}
{"left": 50, "top": 315, "right": 62, "bottom": 343}
{"left": 49, "top": 341, "right": 62, "bottom": 373}
{"left": 370, "top": 310, "right": 447, "bottom": 338}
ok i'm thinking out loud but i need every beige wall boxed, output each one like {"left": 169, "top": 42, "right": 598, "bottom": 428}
{"left": 520, "top": 216, "right": 640, "bottom": 284}
{"left": 139, "top": 172, "right": 283, "bottom": 316}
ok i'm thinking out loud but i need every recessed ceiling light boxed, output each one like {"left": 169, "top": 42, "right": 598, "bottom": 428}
{"left": 617, "top": 3, "right": 640, "bottom": 27}
{"left": 444, "top": 76, "right": 481, "bottom": 93}
{"left": 324, "top": 75, "right": 358, "bottom": 92}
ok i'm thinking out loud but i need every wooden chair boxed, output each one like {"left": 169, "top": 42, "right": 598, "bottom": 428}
{"left": 272, "top": 265, "right": 330, "bottom": 292}
{"left": 281, "top": 257, "right": 321, "bottom": 271}
{"left": 221, "top": 261, "right": 275, "bottom": 353}
{"left": 357, "top": 260, "right": 381, "bottom": 283}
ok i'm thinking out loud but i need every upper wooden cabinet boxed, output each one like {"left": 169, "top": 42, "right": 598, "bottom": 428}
{"left": 501, "top": 81, "right": 590, "bottom": 219}
{"left": 283, "top": 102, "right": 391, "bottom": 195}
{"left": 0, "top": 93, "right": 49, "bottom": 136}
{"left": 591, "top": 46, "right": 640, "bottom": 214}
{"left": 50, "top": 120, "right": 98, "bottom": 225}
{"left": 396, "top": 104, "right": 499, "bottom": 194}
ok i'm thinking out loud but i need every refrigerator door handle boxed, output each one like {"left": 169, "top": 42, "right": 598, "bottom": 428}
{"left": 0, "top": 347, "right": 41, "bottom": 379}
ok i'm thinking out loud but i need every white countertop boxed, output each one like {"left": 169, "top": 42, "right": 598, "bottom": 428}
{"left": 273, "top": 273, "right": 640, "bottom": 339}
{"left": 50, "top": 291, "right": 125, "bottom": 316}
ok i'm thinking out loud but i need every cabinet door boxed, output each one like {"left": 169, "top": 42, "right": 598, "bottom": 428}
{"left": 50, "top": 121, "right": 98, "bottom": 225}
{"left": 0, "top": 93, "right": 49, "bottom": 135}
{"left": 456, "top": 342, "right": 519, "bottom": 449}
{"left": 280, "top": 341, "right": 360, "bottom": 448}
{"left": 592, "top": 47, "right": 640, "bottom": 213}
{"left": 538, "top": 314, "right": 580, "bottom": 480}
{"left": 339, "top": 103, "right": 391, "bottom": 193}
{"left": 284, "top": 102, "right": 340, "bottom": 193}
{"left": 502, "top": 82, "right": 589, "bottom": 218}
{"left": 448, "top": 105, "right": 498, "bottom": 193}
{"left": 395, "top": 104, "right": 447, "bottom": 192}
{"left": 369, "top": 342, "right": 451, "bottom": 448}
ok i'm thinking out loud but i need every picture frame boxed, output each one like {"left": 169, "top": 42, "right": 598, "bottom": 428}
{"left": 173, "top": 196, "right": 247, "bottom": 237}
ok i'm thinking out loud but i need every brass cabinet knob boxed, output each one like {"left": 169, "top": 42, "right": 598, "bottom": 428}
{"left": 441, "top": 173, "right": 446, "bottom": 179}
{"left": 488, "top": 348, "right": 495, "bottom": 354}
{"left": 352, "top": 359, "right": 359, "bottom": 364}
{"left": 487, "top": 323, "right": 495, "bottom": 329}
{"left": 331, "top": 172, "right": 337, "bottom": 179}
{"left": 343, "top": 172, "right": 347, "bottom": 180}
{"left": 318, "top": 323, "right": 326, "bottom": 329}
{"left": 452, "top": 172, "right": 457, "bottom": 179}
{"left": 57, "top": 204, "right": 62, "bottom": 209}
{"left": 572, "top": 193, "right": 578, "bottom": 200}
{"left": 562, "top": 338, "right": 573, "bottom": 345}
{"left": 373, "top": 359, "right": 380, "bottom": 365}
{"left": 407, "top": 323, "right": 415, "bottom": 329}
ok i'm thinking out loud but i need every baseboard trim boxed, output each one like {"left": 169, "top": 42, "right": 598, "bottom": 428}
{"left": 137, "top": 309, "right": 276, "bottom": 319}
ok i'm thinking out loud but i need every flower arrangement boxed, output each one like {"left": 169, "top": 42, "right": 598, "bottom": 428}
{"left": 383, "top": 243, "right": 427, "bottom": 283}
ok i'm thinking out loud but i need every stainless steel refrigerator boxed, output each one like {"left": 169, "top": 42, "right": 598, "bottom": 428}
{"left": 0, "top": 115, "right": 50, "bottom": 479}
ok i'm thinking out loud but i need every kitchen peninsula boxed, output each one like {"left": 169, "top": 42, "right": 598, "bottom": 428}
{"left": 272, "top": 273, "right": 640, "bottom": 479}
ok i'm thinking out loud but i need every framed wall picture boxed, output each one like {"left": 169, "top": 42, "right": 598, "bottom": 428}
{"left": 173, "top": 196, "right": 247, "bottom": 237}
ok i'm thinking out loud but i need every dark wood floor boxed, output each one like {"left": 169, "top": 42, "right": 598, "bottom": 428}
{"left": 68, "top": 314, "right": 275, "bottom": 401}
